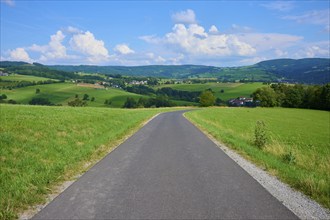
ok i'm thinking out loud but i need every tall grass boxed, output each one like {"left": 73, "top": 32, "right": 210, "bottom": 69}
{"left": 185, "top": 107, "right": 330, "bottom": 209}
{"left": 0, "top": 104, "right": 175, "bottom": 219}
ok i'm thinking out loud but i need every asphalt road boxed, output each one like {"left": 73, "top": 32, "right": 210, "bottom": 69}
{"left": 33, "top": 110, "right": 298, "bottom": 219}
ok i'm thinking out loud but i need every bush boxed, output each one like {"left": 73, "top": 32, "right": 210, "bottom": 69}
{"left": 282, "top": 151, "right": 296, "bottom": 164}
{"left": 68, "top": 98, "right": 87, "bottom": 107}
{"left": 29, "top": 97, "right": 53, "bottom": 106}
{"left": 254, "top": 120, "right": 268, "bottom": 149}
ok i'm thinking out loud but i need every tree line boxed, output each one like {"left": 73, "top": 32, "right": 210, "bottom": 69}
{"left": 252, "top": 83, "right": 330, "bottom": 110}
{"left": 125, "top": 85, "right": 201, "bottom": 102}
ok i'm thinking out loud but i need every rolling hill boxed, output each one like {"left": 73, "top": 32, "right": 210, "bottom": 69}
{"left": 47, "top": 58, "right": 330, "bottom": 84}
{"left": 1, "top": 58, "right": 329, "bottom": 84}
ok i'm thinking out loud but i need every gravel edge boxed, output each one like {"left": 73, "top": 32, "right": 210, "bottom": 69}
{"left": 184, "top": 114, "right": 330, "bottom": 220}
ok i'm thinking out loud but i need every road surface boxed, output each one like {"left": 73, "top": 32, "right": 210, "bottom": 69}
{"left": 33, "top": 110, "right": 298, "bottom": 219}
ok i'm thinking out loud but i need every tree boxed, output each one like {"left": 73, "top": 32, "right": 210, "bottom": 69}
{"left": 68, "top": 98, "right": 87, "bottom": 107}
{"left": 0, "top": 94, "right": 7, "bottom": 100}
{"left": 220, "top": 89, "right": 224, "bottom": 93}
{"left": 83, "top": 94, "right": 89, "bottom": 100}
{"left": 91, "top": 97, "right": 95, "bottom": 102}
{"left": 199, "top": 90, "right": 216, "bottom": 107}
{"left": 282, "top": 85, "right": 304, "bottom": 108}
{"left": 123, "top": 97, "right": 137, "bottom": 108}
{"left": 36, "top": 88, "right": 40, "bottom": 94}
{"left": 29, "top": 97, "right": 53, "bottom": 106}
{"left": 252, "top": 87, "right": 278, "bottom": 107}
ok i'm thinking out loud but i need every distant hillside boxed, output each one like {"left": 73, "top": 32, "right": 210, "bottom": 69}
{"left": 1, "top": 58, "right": 329, "bottom": 84}
{"left": 47, "top": 65, "right": 222, "bottom": 78}
{"left": 48, "top": 64, "right": 275, "bottom": 81}
{"left": 256, "top": 58, "right": 330, "bottom": 84}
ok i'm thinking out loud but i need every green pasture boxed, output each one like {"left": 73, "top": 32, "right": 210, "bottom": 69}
{"left": 185, "top": 107, "right": 330, "bottom": 209}
{"left": 1, "top": 83, "right": 146, "bottom": 107}
{"left": 0, "top": 74, "right": 56, "bottom": 82}
{"left": 0, "top": 104, "right": 180, "bottom": 219}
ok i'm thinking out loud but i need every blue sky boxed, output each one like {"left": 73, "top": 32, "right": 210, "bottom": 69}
{"left": 1, "top": 0, "right": 329, "bottom": 66}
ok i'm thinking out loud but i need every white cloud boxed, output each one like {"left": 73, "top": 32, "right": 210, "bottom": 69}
{"left": 70, "top": 31, "right": 109, "bottom": 63}
{"left": 9, "top": 48, "right": 31, "bottom": 62}
{"left": 29, "top": 30, "right": 70, "bottom": 62}
{"left": 294, "top": 41, "right": 330, "bottom": 58}
{"left": 230, "top": 24, "right": 253, "bottom": 33}
{"left": 146, "top": 52, "right": 167, "bottom": 63}
{"left": 261, "top": 1, "right": 295, "bottom": 12}
{"left": 237, "top": 33, "right": 303, "bottom": 52}
{"left": 1, "top": 0, "right": 15, "bottom": 6}
{"left": 209, "top": 25, "right": 219, "bottom": 34}
{"left": 171, "top": 9, "right": 197, "bottom": 24}
{"left": 143, "top": 24, "right": 256, "bottom": 57}
{"left": 65, "top": 26, "right": 83, "bottom": 34}
{"left": 282, "top": 9, "right": 330, "bottom": 32}
{"left": 283, "top": 9, "right": 329, "bottom": 25}
{"left": 114, "top": 44, "right": 135, "bottom": 55}
{"left": 239, "top": 57, "right": 267, "bottom": 65}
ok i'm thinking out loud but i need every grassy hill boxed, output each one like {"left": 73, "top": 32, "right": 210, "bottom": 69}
{"left": 1, "top": 82, "right": 147, "bottom": 108}
{"left": 2, "top": 58, "right": 329, "bottom": 84}
{"left": 156, "top": 82, "right": 265, "bottom": 101}
{"left": 46, "top": 58, "right": 330, "bottom": 84}
{"left": 256, "top": 58, "right": 330, "bottom": 84}
{"left": 186, "top": 107, "right": 330, "bottom": 209}
{"left": 0, "top": 104, "right": 180, "bottom": 219}
{"left": 0, "top": 74, "right": 57, "bottom": 82}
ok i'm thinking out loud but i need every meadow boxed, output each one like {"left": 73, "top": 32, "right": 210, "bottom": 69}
{"left": 156, "top": 82, "right": 265, "bottom": 101}
{"left": 0, "top": 104, "right": 180, "bottom": 219}
{"left": 185, "top": 108, "right": 330, "bottom": 209}
{"left": 1, "top": 82, "right": 147, "bottom": 108}
{"left": 0, "top": 74, "right": 57, "bottom": 82}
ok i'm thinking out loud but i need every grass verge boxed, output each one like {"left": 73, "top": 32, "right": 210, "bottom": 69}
{"left": 185, "top": 107, "right": 330, "bottom": 209}
{"left": 0, "top": 104, "right": 180, "bottom": 219}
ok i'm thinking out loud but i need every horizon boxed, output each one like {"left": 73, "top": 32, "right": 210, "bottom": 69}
{"left": 2, "top": 57, "right": 329, "bottom": 68}
{"left": 1, "top": 1, "right": 329, "bottom": 66}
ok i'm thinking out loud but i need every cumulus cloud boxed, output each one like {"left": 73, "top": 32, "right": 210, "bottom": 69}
{"left": 171, "top": 9, "right": 197, "bottom": 24}
{"left": 261, "top": 1, "right": 295, "bottom": 12}
{"left": 65, "top": 26, "right": 83, "bottom": 34}
{"left": 70, "top": 31, "right": 109, "bottom": 62}
{"left": 294, "top": 41, "right": 330, "bottom": 58}
{"left": 9, "top": 48, "right": 32, "bottom": 62}
{"left": 114, "top": 44, "right": 135, "bottom": 55}
{"left": 209, "top": 25, "right": 219, "bottom": 34}
{"left": 29, "top": 30, "right": 70, "bottom": 62}
{"left": 1, "top": 0, "right": 15, "bottom": 6}
{"left": 142, "top": 24, "right": 256, "bottom": 57}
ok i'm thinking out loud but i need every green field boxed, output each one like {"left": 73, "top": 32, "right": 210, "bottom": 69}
{"left": 0, "top": 74, "right": 57, "bottom": 82}
{"left": 1, "top": 82, "right": 147, "bottom": 108}
{"left": 156, "top": 82, "right": 265, "bottom": 101}
{"left": 0, "top": 104, "right": 182, "bottom": 219}
{"left": 185, "top": 108, "right": 330, "bottom": 209}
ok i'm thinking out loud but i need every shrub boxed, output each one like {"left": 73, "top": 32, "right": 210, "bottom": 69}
{"left": 282, "top": 151, "right": 296, "bottom": 164}
{"left": 254, "top": 120, "right": 268, "bottom": 149}
{"left": 29, "top": 97, "right": 53, "bottom": 106}
{"left": 68, "top": 98, "right": 87, "bottom": 107}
